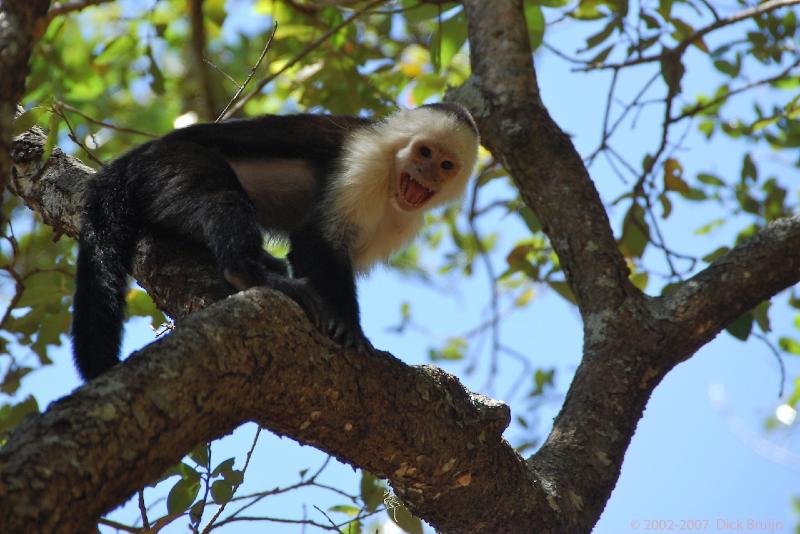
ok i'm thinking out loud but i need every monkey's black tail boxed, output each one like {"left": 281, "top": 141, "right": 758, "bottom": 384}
{"left": 71, "top": 168, "right": 137, "bottom": 381}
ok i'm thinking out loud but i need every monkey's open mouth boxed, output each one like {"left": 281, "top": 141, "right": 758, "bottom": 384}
{"left": 400, "top": 172, "right": 434, "bottom": 208}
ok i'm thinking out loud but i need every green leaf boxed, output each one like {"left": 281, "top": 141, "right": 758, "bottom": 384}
{"left": 779, "top": 337, "right": 800, "bottom": 355}
{"left": 167, "top": 477, "right": 200, "bottom": 514}
{"left": 663, "top": 158, "right": 689, "bottom": 194}
{"left": 438, "top": 11, "right": 468, "bottom": 69}
{"left": 126, "top": 289, "right": 167, "bottom": 325}
{"left": 189, "top": 443, "right": 209, "bottom": 467}
{"left": 0, "top": 396, "right": 39, "bottom": 436}
{"left": 619, "top": 202, "right": 650, "bottom": 258}
{"left": 694, "top": 218, "right": 724, "bottom": 236}
{"left": 13, "top": 107, "right": 48, "bottom": 136}
{"left": 726, "top": 312, "right": 753, "bottom": 341}
{"left": 660, "top": 53, "right": 685, "bottom": 95}
{"left": 360, "top": 471, "right": 386, "bottom": 513}
{"left": 189, "top": 500, "right": 205, "bottom": 526}
{"left": 145, "top": 45, "right": 165, "bottom": 95}
{"left": 388, "top": 502, "right": 423, "bottom": 534}
{"left": 701, "top": 246, "right": 729, "bottom": 263}
{"left": 1, "top": 366, "right": 33, "bottom": 395}
{"left": 588, "top": 44, "right": 614, "bottom": 66}
{"left": 429, "top": 337, "right": 467, "bottom": 361}
{"left": 753, "top": 301, "right": 771, "bottom": 333}
{"left": 329, "top": 504, "right": 360, "bottom": 516}
{"left": 43, "top": 111, "right": 60, "bottom": 163}
{"left": 532, "top": 368, "right": 555, "bottom": 396}
{"left": 630, "top": 271, "right": 648, "bottom": 291}
{"left": 658, "top": 192, "right": 672, "bottom": 219}
{"left": 582, "top": 19, "right": 617, "bottom": 51}
{"left": 548, "top": 280, "right": 576, "bottom": 304}
{"left": 741, "top": 154, "right": 757, "bottom": 183}
{"left": 713, "top": 58, "right": 740, "bottom": 77}
{"left": 211, "top": 457, "right": 235, "bottom": 477}
{"left": 697, "top": 173, "right": 724, "bottom": 186}
{"left": 524, "top": 4, "right": 545, "bottom": 50}
{"left": 518, "top": 206, "right": 542, "bottom": 233}
{"left": 210, "top": 480, "right": 233, "bottom": 504}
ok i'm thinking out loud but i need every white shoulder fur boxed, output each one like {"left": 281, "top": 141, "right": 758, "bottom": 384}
{"left": 325, "top": 107, "right": 479, "bottom": 272}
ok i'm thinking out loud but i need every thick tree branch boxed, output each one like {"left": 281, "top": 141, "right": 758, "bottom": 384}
{"left": 455, "top": 2, "right": 800, "bottom": 532}
{"left": 188, "top": 0, "right": 218, "bottom": 121}
{"left": 0, "top": 0, "right": 51, "bottom": 199}
{"left": 661, "top": 215, "right": 800, "bottom": 357}
{"left": 0, "top": 287, "right": 529, "bottom": 532}
{"left": 456, "top": 0, "right": 635, "bottom": 317}
{"left": 6, "top": 123, "right": 560, "bottom": 533}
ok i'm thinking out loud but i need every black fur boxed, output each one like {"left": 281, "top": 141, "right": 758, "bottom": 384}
{"left": 72, "top": 105, "right": 476, "bottom": 381}
{"left": 72, "top": 114, "right": 369, "bottom": 380}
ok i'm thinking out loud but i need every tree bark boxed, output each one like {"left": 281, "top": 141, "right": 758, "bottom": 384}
{"left": 0, "top": 0, "right": 51, "bottom": 198}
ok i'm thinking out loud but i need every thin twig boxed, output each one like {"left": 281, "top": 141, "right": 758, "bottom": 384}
{"left": 215, "top": 21, "right": 279, "bottom": 122}
{"left": 583, "top": 0, "right": 800, "bottom": 71}
{"left": 57, "top": 101, "right": 158, "bottom": 137}
{"left": 46, "top": 0, "right": 114, "bottom": 22}
{"left": 200, "top": 426, "right": 261, "bottom": 533}
{"left": 96, "top": 517, "right": 140, "bottom": 533}
{"left": 221, "top": 0, "right": 385, "bottom": 120}
{"left": 138, "top": 490, "right": 150, "bottom": 530}
{"left": 203, "top": 59, "right": 242, "bottom": 89}
{"left": 670, "top": 57, "right": 800, "bottom": 123}
{"left": 54, "top": 107, "right": 104, "bottom": 166}
{"left": 753, "top": 332, "right": 786, "bottom": 398}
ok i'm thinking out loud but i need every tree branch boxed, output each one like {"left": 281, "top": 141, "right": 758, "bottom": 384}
{"left": 0, "top": 0, "right": 51, "bottom": 201}
{"left": 46, "top": 0, "right": 113, "bottom": 22}
{"left": 661, "top": 215, "right": 800, "bottom": 357}
{"left": 5, "top": 122, "right": 559, "bottom": 533}
{"left": 188, "top": 0, "right": 218, "bottom": 121}
{"left": 455, "top": 0, "right": 635, "bottom": 317}
{"left": 455, "top": 2, "right": 800, "bottom": 532}
{"left": 586, "top": 0, "right": 800, "bottom": 71}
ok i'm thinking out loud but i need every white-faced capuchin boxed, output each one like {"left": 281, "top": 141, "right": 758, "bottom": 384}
{"left": 71, "top": 103, "right": 480, "bottom": 381}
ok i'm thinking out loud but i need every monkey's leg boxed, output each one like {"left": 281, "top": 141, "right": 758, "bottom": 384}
{"left": 288, "top": 221, "right": 373, "bottom": 352}
{"left": 135, "top": 143, "right": 325, "bottom": 324}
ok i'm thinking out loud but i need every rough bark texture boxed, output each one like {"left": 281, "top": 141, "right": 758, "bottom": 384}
{"left": 1, "top": 1, "right": 800, "bottom": 532}
{"left": 0, "top": 0, "right": 51, "bottom": 196}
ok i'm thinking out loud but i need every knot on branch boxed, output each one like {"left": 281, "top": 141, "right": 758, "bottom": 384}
{"left": 417, "top": 365, "right": 510, "bottom": 436}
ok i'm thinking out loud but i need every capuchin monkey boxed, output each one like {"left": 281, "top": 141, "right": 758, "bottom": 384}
{"left": 71, "top": 103, "right": 479, "bottom": 381}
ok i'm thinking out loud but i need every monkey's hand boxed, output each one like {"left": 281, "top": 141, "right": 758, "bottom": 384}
{"left": 265, "top": 276, "right": 331, "bottom": 330}
{"left": 325, "top": 316, "right": 376, "bottom": 354}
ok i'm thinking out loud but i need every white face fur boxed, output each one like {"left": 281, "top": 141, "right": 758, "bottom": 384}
{"left": 327, "top": 106, "right": 480, "bottom": 271}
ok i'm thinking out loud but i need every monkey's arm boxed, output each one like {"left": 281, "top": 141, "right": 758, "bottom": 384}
{"left": 288, "top": 221, "right": 371, "bottom": 352}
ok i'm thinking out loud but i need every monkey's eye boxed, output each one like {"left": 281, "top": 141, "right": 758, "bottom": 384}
{"left": 441, "top": 160, "right": 454, "bottom": 170}
{"left": 419, "top": 145, "right": 432, "bottom": 158}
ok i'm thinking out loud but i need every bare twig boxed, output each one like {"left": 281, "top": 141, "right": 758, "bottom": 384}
{"left": 200, "top": 426, "right": 261, "bottom": 533}
{"left": 138, "top": 490, "right": 150, "bottom": 531}
{"left": 670, "top": 57, "right": 800, "bottom": 123}
{"left": 584, "top": 0, "right": 800, "bottom": 71}
{"left": 221, "top": 0, "right": 384, "bottom": 120}
{"left": 215, "top": 21, "right": 278, "bottom": 122}
{"left": 57, "top": 101, "right": 158, "bottom": 138}
{"left": 53, "top": 106, "right": 104, "bottom": 166}
{"left": 46, "top": 0, "right": 113, "bottom": 22}
{"left": 753, "top": 332, "right": 786, "bottom": 398}
{"left": 96, "top": 517, "right": 140, "bottom": 533}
